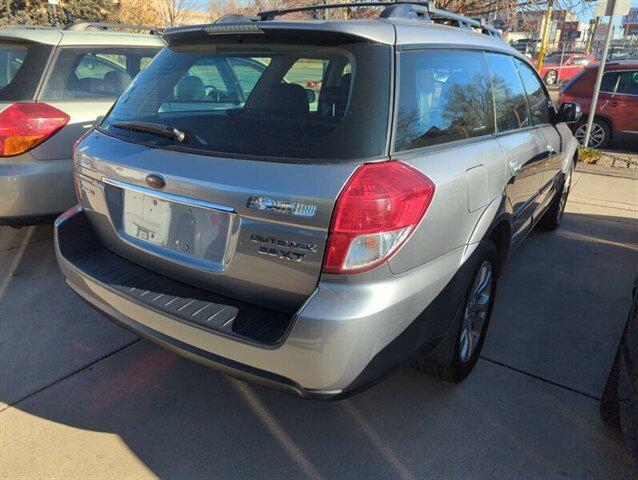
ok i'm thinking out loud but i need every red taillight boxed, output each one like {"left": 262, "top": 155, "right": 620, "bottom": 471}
{"left": 0, "top": 103, "right": 70, "bottom": 157}
{"left": 323, "top": 161, "right": 435, "bottom": 274}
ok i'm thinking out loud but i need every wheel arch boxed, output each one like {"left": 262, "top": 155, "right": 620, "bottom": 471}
{"left": 462, "top": 195, "right": 513, "bottom": 276}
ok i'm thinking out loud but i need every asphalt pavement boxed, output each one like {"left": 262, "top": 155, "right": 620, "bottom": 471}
{"left": 1, "top": 170, "right": 637, "bottom": 479}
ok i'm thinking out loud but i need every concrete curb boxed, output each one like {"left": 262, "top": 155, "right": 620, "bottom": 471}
{"left": 576, "top": 161, "right": 638, "bottom": 180}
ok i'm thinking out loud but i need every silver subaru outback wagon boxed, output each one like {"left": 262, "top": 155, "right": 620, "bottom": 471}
{"left": 55, "top": 2, "right": 582, "bottom": 399}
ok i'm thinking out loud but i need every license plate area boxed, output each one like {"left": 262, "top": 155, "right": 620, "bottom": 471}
{"left": 108, "top": 182, "right": 235, "bottom": 272}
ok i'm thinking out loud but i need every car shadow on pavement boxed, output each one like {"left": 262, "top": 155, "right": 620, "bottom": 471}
{"left": 1, "top": 212, "right": 637, "bottom": 479}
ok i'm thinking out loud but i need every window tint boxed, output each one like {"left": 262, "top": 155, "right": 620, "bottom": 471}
{"left": 160, "top": 58, "right": 234, "bottom": 112}
{"left": 485, "top": 53, "right": 531, "bottom": 132}
{"left": 515, "top": 59, "right": 550, "bottom": 125}
{"left": 0, "top": 40, "right": 52, "bottom": 101}
{"left": 395, "top": 50, "right": 494, "bottom": 151}
{"left": 101, "top": 43, "right": 391, "bottom": 161}
{"left": 228, "top": 57, "right": 269, "bottom": 97}
{"left": 41, "top": 47, "right": 159, "bottom": 100}
{"left": 284, "top": 58, "right": 327, "bottom": 112}
{"left": 616, "top": 71, "right": 638, "bottom": 95}
{"left": 601, "top": 72, "right": 620, "bottom": 93}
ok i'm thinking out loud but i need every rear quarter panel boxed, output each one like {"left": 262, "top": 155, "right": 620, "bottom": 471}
{"left": 387, "top": 137, "right": 507, "bottom": 275}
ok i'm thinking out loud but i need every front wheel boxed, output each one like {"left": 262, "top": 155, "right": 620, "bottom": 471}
{"left": 412, "top": 241, "right": 499, "bottom": 383}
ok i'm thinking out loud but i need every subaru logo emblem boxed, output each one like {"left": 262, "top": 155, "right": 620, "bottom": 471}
{"left": 146, "top": 174, "right": 166, "bottom": 190}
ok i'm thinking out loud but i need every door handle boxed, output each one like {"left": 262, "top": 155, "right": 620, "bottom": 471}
{"left": 509, "top": 158, "right": 522, "bottom": 176}
{"left": 609, "top": 100, "right": 620, "bottom": 107}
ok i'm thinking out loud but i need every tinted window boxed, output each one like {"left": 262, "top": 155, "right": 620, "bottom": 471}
{"left": 616, "top": 71, "right": 638, "bottom": 95}
{"left": 601, "top": 72, "right": 621, "bottom": 93}
{"left": 0, "top": 40, "right": 52, "bottom": 101}
{"left": 485, "top": 53, "right": 531, "bottom": 132}
{"left": 228, "top": 57, "right": 269, "bottom": 98}
{"left": 395, "top": 50, "right": 494, "bottom": 151}
{"left": 41, "top": 47, "right": 159, "bottom": 100}
{"left": 515, "top": 59, "right": 550, "bottom": 125}
{"left": 101, "top": 42, "right": 391, "bottom": 161}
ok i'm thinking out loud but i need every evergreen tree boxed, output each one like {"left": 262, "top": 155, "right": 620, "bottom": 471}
{"left": 0, "top": 0, "right": 117, "bottom": 27}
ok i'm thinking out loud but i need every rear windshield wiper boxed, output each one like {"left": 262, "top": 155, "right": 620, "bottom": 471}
{"left": 111, "top": 121, "right": 186, "bottom": 143}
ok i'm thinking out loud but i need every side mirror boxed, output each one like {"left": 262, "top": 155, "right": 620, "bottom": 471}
{"left": 556, "top": 102, "right": 582, "bottom": 124}
{"left": 305, "top": 88, "right": 316, "bottom": 104}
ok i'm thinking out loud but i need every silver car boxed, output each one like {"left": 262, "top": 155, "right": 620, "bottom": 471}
{"left": 0, "top": 23, "right": 163, "bottom": 226}
{"left": 55, "top": 3, "right": 582, "bottom": 399}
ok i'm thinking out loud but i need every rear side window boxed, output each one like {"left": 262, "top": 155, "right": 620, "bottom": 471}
{"left": 41, "top": 47, "right": 159, "bottom": 100}
{"left": 485, "top": 53, "right": 531, "bottom": 132}
{"left": 394, "top": 50, "right": 495, "bottom": 151}
{"left": 100, "top": 42, "right": 391, "bottom": 161}
{"left": 515, "top": 59, "right": 551, "bottom": 125}
{"left": 617, "top": 71, "right": 638, "bottom": 95}
{"left": 0, "top": 40, "right": 52, "bottom": 101}
{"left": 601, "top": 72, "right": 621, "bottom": 93}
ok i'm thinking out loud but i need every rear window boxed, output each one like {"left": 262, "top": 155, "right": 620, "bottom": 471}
{"left": 0, "top": 40, "right": 52, "bottom": 101}
{"left": 100, "top": 41, "right": 391, "bottom": 161}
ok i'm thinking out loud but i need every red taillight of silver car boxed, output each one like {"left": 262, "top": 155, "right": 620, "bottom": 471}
{"left": 0, "top": 103, "right": 70, "bottom": 157}
{"left": 322, "top": 160, "right": 435, "bottom": 274}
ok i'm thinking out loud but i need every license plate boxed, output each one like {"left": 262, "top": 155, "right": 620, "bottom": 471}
{"left": 123, "top": 190, "right": 172, "bottom": 246}
{"left": 121, "top": 188, "right": 231, "bottom": 265}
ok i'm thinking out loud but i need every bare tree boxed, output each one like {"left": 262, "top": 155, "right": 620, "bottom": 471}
{"left": 114, "top": 0, "right": 163, "bottom": 27}
{"left": 156, "top": 0, "right": 192, "bottom": 26}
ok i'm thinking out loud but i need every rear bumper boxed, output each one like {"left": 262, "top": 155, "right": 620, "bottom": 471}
{"left": 55, "top": 207, "right": 465, "bottom": 398}
{"left": 0, "top": 155, "right": 75, "bottom": 225}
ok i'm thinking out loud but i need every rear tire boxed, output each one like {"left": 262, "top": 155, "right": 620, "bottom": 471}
{"left": 537, "top": 162, "right": 574, "bottom": 231}
{"left": 412, "top": 241, "right": 499, "bottom": 383}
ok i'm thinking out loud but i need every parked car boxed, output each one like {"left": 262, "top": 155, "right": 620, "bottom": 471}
{"left": 538, "top": 52, "right": 597, "bottom": 85}
{"left": 55, "top": 3, "right": 581, "bottom": 399}
{"left": 559, "top": 60, "right": 638, "bottom": 148}
{"left": 0, "top": 23, "right": 163, "bottom": 226}
{"left": 511, "top": 38, "right": 541, "bottom": 57}
{"left": 601, "top": 274, "right": 638, "bottom": 460}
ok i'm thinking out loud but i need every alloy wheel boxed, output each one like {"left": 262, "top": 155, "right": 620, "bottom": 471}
{"left": 545, "top": 70, "right": 557, "bottom": 85}
{"left": 575, "top": 122, "right": 605, "bottom": 148}
{"left": 459, "top": 261, "right": 493, "bottom": 363}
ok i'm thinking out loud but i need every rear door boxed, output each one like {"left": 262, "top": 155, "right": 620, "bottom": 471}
{"left": 606, "top": 69, "right": 638, "bottom": 133}
{"left": 77, "top": 38, "right": 393, "bottom": 312}
{"left": 486, "top": 53, "right": 547, "bottom": 240}
{"left": 35, "top": 46, "right": 159, "bottom": 160}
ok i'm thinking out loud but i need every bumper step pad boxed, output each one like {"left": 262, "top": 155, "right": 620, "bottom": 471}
{"left": 57, "top": 213, "right": 292, "bottom": 345}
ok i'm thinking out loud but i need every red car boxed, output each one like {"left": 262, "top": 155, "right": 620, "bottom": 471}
{"left": 559, "top": 61, "right": 638, "bottom": 149}
{"left": 539, "top": 52, "right": 597, "bottom": 85}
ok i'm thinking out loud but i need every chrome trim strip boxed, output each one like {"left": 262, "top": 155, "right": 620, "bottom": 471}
{"left": 102, "top": 178, "right": 235, "bottom": 213}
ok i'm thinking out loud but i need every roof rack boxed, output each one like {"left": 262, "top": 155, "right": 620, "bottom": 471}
{"left": 256, "top": 1, "right": 502, "bottom": 39}
{"left": 0, "top": 24, "right": 58, "bottom": 30}
{"left": 63, "top": 22, "right": 163, "bottom": 35}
